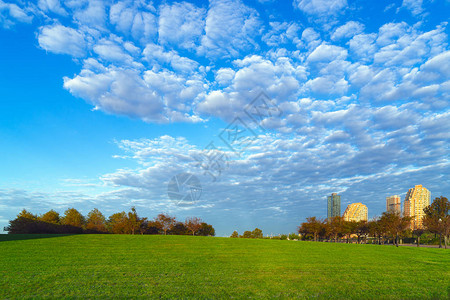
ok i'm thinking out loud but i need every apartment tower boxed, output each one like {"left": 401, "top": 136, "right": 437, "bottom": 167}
{"left": 403, "top": 185, "right": 431, "bottom": 229}
{"left": 327, "top": 193, "right": 341, "bottom": 219}
{"left": 343, "top": 203, "right": 368, "bottom": 222}
{"left": 386, "top": 195, "right": 401, "bottom": 214}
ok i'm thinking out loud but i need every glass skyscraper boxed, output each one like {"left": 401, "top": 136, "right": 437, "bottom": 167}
{"left": 327, "top": 193, "right": 341, "bottom": 219}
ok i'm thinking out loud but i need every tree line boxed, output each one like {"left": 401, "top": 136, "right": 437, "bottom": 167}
{"left": 298, "top": 196, "right": 450, "bottom": 248}
{"left": 4, "top": 207, "right": 215, "bottom": 236}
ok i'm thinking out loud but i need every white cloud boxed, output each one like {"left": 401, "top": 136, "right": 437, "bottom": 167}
{"left": 109, "top": 0, "right": 157, "bottom": 42}
{"left": 306, "top": 76, "right": 348, "bottom": 95}
{"left": 93, "top": 38, "right": 138, "bottom": 66}
{"left": 38, "top": 0, "right": 67, "bottom": 16}
{"left": 38, "top": 24, "right": 87, "bottom": 57}
{"left": 0, "top": 0, "right": 33, "bottom": 28}
{"left": 198, "top": 55, "right": 304, "bottom": 121}
{"left": 377, "top": 22, "right": 408, "bottom": 47}
{"left": 331, "top": 21, "right": 365, "bottom": 41}
{"left": 294, "top": 0, "right": 347, "bottom": 17}
{"left": 158, "top": 2, "right": 205, "bottom": 50}
{"left": 142, "top": 43, "right": 199, "bottom": 74}
{"left": 199, "top": 0, "right": 261, "bottom": 58}
{"left": 65, "top": 0, "right": 106, "bottom": 29}
{"left": 307, "top": 44, "right": 348, "bottom": 63}
{"left": 400, "top": 0, "right": 424, "bottom": 16}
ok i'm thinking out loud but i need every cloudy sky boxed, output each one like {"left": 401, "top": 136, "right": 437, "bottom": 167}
{"left": 0, "top": 0, "right": 449, "bottom": 236}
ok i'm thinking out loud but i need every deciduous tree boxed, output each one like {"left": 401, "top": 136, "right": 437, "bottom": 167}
{"left": 39, "top": 210, "right": 60, "bottom": 224}
{"left": 298, "top": 217, "right": 324, "bottom": 242}
{"left": 198, "top": 223, "right": 215, "bottom": 236}
{"left": 61, "top": 208, "right": 84, "bottom": 228}
{"left": 107, "top": 212, "right": 129, "bottom": 234}
{"left": 127, "top": 207, "right": 146, "bottom": 235}
{"left": 185, "top": 217, "right": 202, "bottom": 236}
{"left": 251, "top": 228, "right": 263, "bottom": 239}
{"left": 154, "top": 214, "right": 176, "bottom": 235}
{"left": 86, "top": 208, "right": 107, "bottom": 233}
{"left": 379, "top": 212, "right": 411, "bottom": 247}
{"left": 423, "top": 196, "right": 450, "bottom": 248}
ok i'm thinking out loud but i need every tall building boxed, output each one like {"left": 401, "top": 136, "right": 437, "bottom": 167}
{"left": 343, "top": 203, "right": 368, "bottom": 222}
{"left": 403, "top": 185, "right": 431, "bottom": 229}
{"left": 386, "top": 195, "right": 401, "bottom": 214}
{"left": 327, "top": 193, "right": 341, "bottom": 219}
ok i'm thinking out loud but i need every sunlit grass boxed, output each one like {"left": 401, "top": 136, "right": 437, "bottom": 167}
{"left": 0, "top": 234, "right": 448, "bottom": 299}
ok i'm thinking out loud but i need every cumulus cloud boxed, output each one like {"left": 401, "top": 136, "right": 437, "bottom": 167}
{"left": 38, "top": 24, "right": 87, "bottom": 57}
{"left": 158, "top": 2, "right": 205, "bottom": 50}
{"left": 109, "top": 0, "right": 157, "bottom": 42}
{"left": 1, "top": 0, "right": 449, "bottom": 234}
{"left": 331, "top": 21, "right": 364, "bottom": 41}
{"left": 0, "top": 0, "right": 33, "bottom": 28}
{"left": 294, "top": 0, "right": 347, "bottom": 17}
{"left": 38, "top": 0, "right": 68, "bottom": 16}
{"left": 199, "top": 0, "right": 261, "bottom": 57}
{"left": 400, "top": 0, "right": 424, "bottom": 16}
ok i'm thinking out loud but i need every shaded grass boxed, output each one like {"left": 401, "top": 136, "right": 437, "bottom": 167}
{"left": 0, "top": 234, "right": 449, "bottom": 299}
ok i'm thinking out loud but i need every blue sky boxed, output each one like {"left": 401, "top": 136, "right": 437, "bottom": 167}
{"left": 0, "top": 0, "right": 449, "bottom": 236}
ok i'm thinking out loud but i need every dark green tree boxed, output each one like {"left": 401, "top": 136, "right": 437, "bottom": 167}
{"left": 197, "top": 223, "right": 215, "bottom": 236}
{"left": 423, "top": 196, "right": 450, "bottom": 248}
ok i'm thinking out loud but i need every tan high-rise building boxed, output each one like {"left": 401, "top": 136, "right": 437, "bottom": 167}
{"left": 386, "top": 195, "right": 401, "bottom": 214}
{"left": 343, "top": 203, "right": 368, "bottom": 222}
{"left": 403, "top": 185, "right": 430, "bottom": 229}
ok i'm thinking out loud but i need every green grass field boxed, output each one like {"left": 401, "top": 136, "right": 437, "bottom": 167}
{"left": 0, "top": 234, "right": 449, "bottom": 299}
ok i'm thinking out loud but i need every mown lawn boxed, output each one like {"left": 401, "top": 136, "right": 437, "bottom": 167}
{"left": 0, "top": 234, "right": 449, "bottom": 299}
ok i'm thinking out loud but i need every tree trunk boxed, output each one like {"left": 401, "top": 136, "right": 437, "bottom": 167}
{"left": 439, "top": 233, "right": 442, "bottom": 248}
{"left": 396, "top": 234, "right": 399, "bottom": 247}
{"left": 444, "top": 236, "right": 448, "bottom": 249}
{"left": 417, "top": 236, "right": 420, "bottom": 247}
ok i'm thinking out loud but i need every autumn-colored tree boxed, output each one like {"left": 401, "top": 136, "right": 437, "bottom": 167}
{"left": 154, "top": 214, "right": 176, "bottom": 235}
{"left": 326, "top": 216, "right": 345, "bottom": 242}
{"left": 423, "top": 196, "right": 450, "bottom": 248}
{"left": 17, "top": 209, "right": 37, "bottom": 220}
{"left": 39, "top": 210, "right": 60, "bottom": 224}
{"left": 107, "top": 212, "right": 129, "bottom": 234}
{"left": 379, "top": 212, "right": 411, "bottom": 247}
{"left": 298, "top": 217, "right": 324, "bottom": 242}
{"left": 355, "top": 221, "right": 369, "bottom": 244}
{"left": 368, "top": 218, "right": 383, "bottom": 244}
{"left": 185, "top": 217, "right": 203, "bottom": 236}
{"left": 127, "top": 207, "right": 147, "bottom": 235}
{"left": 230, "top": 231, "right": 239, "bottom": 238}
{"left": 85, "top": 208, "right": 107, "bottom": 233}
{"left": 343, "top": 221, "right": 358, "bottom": 243}
{"left": 61, "top": 208, "right": 84, "bottom": 228}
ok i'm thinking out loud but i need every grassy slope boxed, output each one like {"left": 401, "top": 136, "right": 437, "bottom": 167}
{"left": 0, "top": 234, "right": 449, "bottom": 299}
